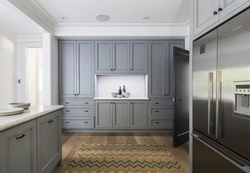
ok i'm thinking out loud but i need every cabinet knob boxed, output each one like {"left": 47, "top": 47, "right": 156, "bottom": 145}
{"left": 48, "top": 120, "right": 54, "bottom": 123}
{"left": 16, "top": 134, "right": 25, "bottom": 140}
{"left": 213, "top": 11, "right": 218, "bottom": 15}
{"left": 218, "top": 8, "right": 223, "bottom": 12}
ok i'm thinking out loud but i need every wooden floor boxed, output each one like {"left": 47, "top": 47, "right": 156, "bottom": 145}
{"left": 54, "top": 132, "right": 189, "bottom": 173}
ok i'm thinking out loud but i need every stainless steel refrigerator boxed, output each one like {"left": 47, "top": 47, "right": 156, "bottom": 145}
{"left": 193, "top": 8, "right": 250, "bottom": 173}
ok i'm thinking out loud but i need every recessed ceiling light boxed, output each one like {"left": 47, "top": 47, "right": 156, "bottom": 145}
{"left": 96, "top": 14, "right": 110, "bottom": 22}
{"left": 61, "top": 16, "right": 68, "bottom": 20}
{"left": 143, "top": 16, "right": 149, "bottom": 20}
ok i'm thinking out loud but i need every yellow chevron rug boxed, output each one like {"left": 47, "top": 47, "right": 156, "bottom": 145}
{"left": 64, "top": 144, "right": 184, "bottom": 173}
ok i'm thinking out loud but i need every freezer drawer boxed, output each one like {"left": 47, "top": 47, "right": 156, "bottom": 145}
{"left": 193, "top": 133, "right": 250, "bottom": 173}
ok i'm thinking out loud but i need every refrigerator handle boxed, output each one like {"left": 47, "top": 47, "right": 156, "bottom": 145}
{"left": 208, "top": 72, "right": 214, "bottom": 134}
{"left": 192, "top": 134, "right": 250, "bottom": 172}
{"left": 216, "top": 71, "right": 222, "bottom": 139}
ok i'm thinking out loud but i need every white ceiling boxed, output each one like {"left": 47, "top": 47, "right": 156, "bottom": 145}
{"left": 35, "top": 0, "right": 189, "bottom": 24}
{"left": 0, "top": 0, "right": 42, "bottom": 39}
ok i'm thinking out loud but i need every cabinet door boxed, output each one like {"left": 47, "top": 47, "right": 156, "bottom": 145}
{"left": 130, "top": 101, "right": 147, "bottom": 128}
{"left": 0, "top": 120, "right": 36, "bottom": 173}
{"left": 37, "top": 111, "right": 62, "bottom": 173}
{"left": 95, "top": 101, "right": 112, "bottom": 128}
{"left": 219, "top": 0, "right": 248, "bottom": 19}
{"left": 77, "top": 41, "right": 94, "bottom": 98}
{"left": 148, "top": 41, "right": 166, "bottom": 98}
{"left": 130, "top": 41, "right": 148, "bottom": 74}
{"left": 95, "top": 41, "right": 113, "bottom": 74}
{"left": 194, "top": 0, "right": 220, "bottom": 35}
{"left": 113, "top": 101, "right": 130, "bottom": 128}
{"left": 59, "top": 41, "right": 77, "bottom": 99}
{"left": 167, "top": 40, "right": 184, "bottom": 98}
{"left": 112, "top": 41, "right": 130, "bottom": 74}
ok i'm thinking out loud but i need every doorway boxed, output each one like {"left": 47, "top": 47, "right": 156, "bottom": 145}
{"left": 25, "top": 47, "right": 43, "bottom": 105}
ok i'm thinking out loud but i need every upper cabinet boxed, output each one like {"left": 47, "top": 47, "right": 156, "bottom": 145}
{"left": 95, "top": 41, "right": 148, "bottom": 74}
{"left": 130, "top": 41, "right": 148, "bottom": 74}
{"left": 148, "top": 40, "right": 184, "bottom": 99}
{"left": 194, "top": 0, "right": 249, "bottom": 36}
{"left": 59, "top": 41, "right": 94, "bottom": 99}
{"left": 194, "top": 0, "right": 220, "bottom": 36}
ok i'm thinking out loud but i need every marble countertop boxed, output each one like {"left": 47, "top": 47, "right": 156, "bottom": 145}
{"left": 0, "top": 105, "right": 64, "bottom": 132}
{"left": 94, "top": 97, "right": 149, "bottom": 100}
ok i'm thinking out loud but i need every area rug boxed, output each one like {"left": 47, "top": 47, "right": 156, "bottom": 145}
{"left": 64, "top": 144, "right": 184, "bottom": 173}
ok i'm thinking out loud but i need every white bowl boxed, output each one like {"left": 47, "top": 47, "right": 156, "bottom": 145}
{"left": 124, "top": 92, "right": 130, "bottom": 98}
{"left": 111, "top": 92, "right": 118, "bottom": 98}
{"left": 117, "top": 95, "right": 123, "bottom": 98}
{"left": 9, "top": 102, "right": 31, "bottom": 109}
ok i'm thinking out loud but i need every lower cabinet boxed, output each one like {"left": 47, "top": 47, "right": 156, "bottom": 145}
{"left": 37, "top": 111, "right": 62, "bottom": 173}
{"left": 95, "top": 100, "right": 147, "bottom": 129}
{"left": 0, "top": 110, "right": 62, "bottom": 173}
{"left": 0, "top": 120, "right": 37, "bottom": 173}
{"left": 63, "top": 117, "right": 94, "bottom": 129}
{"left": 130, "top": 101, "right": 148, "bottom": 128}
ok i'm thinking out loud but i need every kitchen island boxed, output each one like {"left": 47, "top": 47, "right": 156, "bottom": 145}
{"left": 0, "top": 105, "right": 64, "bottom": 173}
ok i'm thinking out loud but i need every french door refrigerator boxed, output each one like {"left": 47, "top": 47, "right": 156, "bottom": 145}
{"left": 193, "top": 8, "right": 250, "bottom": 173}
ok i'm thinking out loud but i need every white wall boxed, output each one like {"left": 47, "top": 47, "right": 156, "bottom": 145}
{"left": 0, "top": 34, "right": 16, "bottom": 105}
{"left": 43, "top": 32, "right": 58, "bottom": 105}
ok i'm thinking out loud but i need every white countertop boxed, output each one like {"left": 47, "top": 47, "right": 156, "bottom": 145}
{"left": 0, "top": 105, "right": 64, "bottom": 132}
{"left": 94, "top": 97, "right": 149, "bottom": 100}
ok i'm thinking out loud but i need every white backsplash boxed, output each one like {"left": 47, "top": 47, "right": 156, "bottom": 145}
{"left": 95, "top": 75, "right": 148, "bottom": 97}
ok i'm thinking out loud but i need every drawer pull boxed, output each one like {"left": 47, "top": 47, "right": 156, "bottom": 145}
{"left": 65, "top": 102, "right": 69, "bottom": 104}
{"left": 48, "top": 120, "right": 53, "bottom": 123}
{"left": 84, "top": 110, "right": 89, "bottom": 112}
{"left": 65, "top": 122, "right": 69, "bottom": 124}
{"left": 84, "top": 122, "right": 89, "bottom": 124}
{"left": 155, "top": 102, "right": 159, "bottom": 104}
{"left": 66, "top": 110, "right": 70, "bottom": 112}
{"left": 155, "top": 111, "right": 159, "bottom": 113}
{"left": 16, "top": 134, "right": 25, "bottom": 140}
{"left": 155, "top": 122, "right": 160, "bottom": 124}
{"left": 84, "top": 102, "right": 88, "bottom": 104}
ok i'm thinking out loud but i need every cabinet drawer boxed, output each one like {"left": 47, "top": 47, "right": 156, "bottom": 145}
{"left": 150, "top": 108, "right": 173, "bottom": 116}
{"left": 60, "top": 100, "right": 94, "bottom": 106}
{"left": 148, "top": 100, "right": 173, "bottom": 106}
{"left": 62, "top": 117, "right": 94, "bottom": 129}
{"left": 150, "top": 119, "right": 173, "bottom": 129}
{"left": 63, "top": 107, "right": 93, "bottom": 116}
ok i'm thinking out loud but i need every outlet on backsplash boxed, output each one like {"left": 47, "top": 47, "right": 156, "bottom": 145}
{"left": 95, "top": 75, "right": 148, "bottom": 98}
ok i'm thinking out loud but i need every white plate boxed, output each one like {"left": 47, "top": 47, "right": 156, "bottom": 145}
{"left": 0, "top": 108, "right": 24, "bottom": 116}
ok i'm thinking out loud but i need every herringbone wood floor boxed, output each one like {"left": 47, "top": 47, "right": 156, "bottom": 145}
{"left": 53, "top": 132, "right": 189, "bottom": 173}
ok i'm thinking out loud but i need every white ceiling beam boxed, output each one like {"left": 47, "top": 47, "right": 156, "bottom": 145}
{"left": 8, "top": 0, "right": 56, "bottom": 33}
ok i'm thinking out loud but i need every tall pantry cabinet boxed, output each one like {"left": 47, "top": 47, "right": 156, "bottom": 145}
{"left": 148, "top": 40, "right": 184, "bottom": 130}
{"left": 59, "top": 41, "right": 95, "bottom": 130}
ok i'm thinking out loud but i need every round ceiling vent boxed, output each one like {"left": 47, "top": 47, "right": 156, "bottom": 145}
{"left": 96, "top": 14, "right": 110, "bottom": 22}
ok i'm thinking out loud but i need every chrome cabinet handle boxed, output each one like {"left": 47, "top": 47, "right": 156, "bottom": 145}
{"left": 155, "top": 111, "right": 159, "bottom": 113}
{"left": 65, "top": 122, "right": 69, "bottom": 124}
{"left": 155, "top": 122, "right": 159, "bottom": 124}
{"left": 84, "top": 122, "right": 89, "bottom": 124}
{"left": 218, "top": 8, "right": 223, "bottom": 11}
{"left": 66, "top": 110, "right": 70, "bottom": 112}
{"left": 84, "top": 110, "right": 89, "bottom": 112}
{"left": 213, "top": 11, "right": 218, "bottom": 15}
{"left": 65, "top": 102, "right": 69, "bottom": 104}
{"left": 155, "top": 102, "right": 159, "bottom": 104}
{"left": 48, "top": 120, "right": 53, "bottom": 123}
{"left": 16, "top": 134, "right": 25, "bottom": 140}
{"left": 84, "top": 102, "right": 88, "bottom": 104}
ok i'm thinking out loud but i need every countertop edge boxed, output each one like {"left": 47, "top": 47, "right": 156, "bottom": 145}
{"left": 0, "top": 106, "right": 64, "bottom": 133}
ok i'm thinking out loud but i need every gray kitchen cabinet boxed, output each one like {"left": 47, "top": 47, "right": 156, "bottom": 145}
{"left": 0, "top": 120, "right": 37, "bottom": 173}
{"left": 95, "top": 41, "right": 113, "bottom": 74}
{"left": 77, "top": 41, "right": 94, "bottom": 98}
{"left": 95, "top": 101, "right": 113, "bottom": 128}
{"left": 59, "top": 41, "right": 76, "bottom": 99}
{"left": 113, "top": 101, "right": 130, "bottom": 128}
{"left": 37, "top": 111, "right": 62, "bottom": 173}
{"left": 130, "top": 101, "right": 148, "bottom": 128}
{"left": 113, "top": 41, "right": 130, "bottom": 74}
{"left": 130, "top": 41, "right": 148, "bottom": 74}
{"left": 59, "top": 41, "right": 94, "bottom": 99}
{"left": 149, "top": 40, "right": 184, "bottom": 99}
